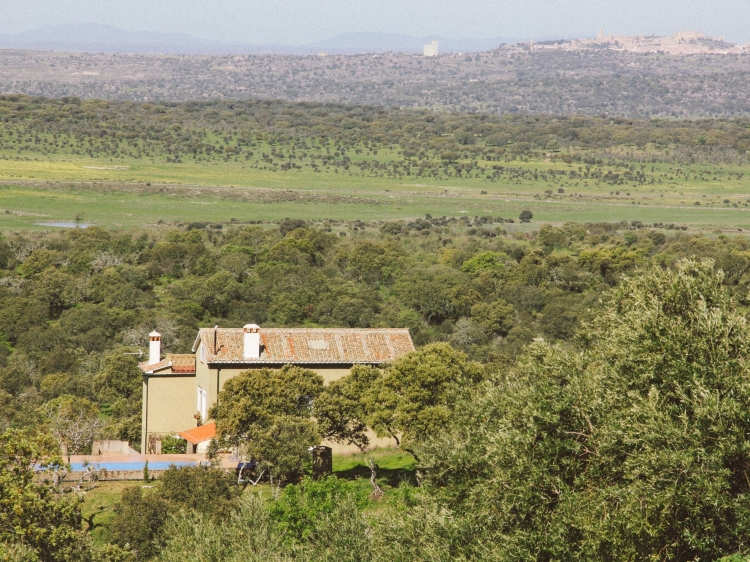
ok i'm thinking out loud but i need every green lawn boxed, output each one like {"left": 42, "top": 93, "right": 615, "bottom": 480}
{"left": 333, "top": 448, "right": 417, "bottom": 501}
{"left": 81, "top": 480, "right": 143, "bottom": 544}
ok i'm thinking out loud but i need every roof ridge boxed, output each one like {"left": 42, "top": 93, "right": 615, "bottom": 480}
{"left": 197, "top": 327, "right": 410, "bottom": 331}
{"left": 194, "top": 326, "right": 414, "bottom": 365}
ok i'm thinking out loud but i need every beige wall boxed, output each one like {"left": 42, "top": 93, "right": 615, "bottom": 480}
{"left": 310, "top": 367, "right": 354, "bottom": 384}
{"left": 324, "top": 430, "right": 398, "bottom": 456}
{"left": 142, "top": 373, "right": 198, "bottom": 453}
{"left": 208, "top": 364, "right": 352, "bottom": 411}
{"left": 195, "top": 343, "right": 212, "bottom": 400}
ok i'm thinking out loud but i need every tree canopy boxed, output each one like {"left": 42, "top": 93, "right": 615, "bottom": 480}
{"left": 210, "top": 365, "right": 324, "bottom": 481}
{"left": 0, "top": 430, "right": 128, "bottom": 562}
{"left": 416, "top": 259, "right": 750, "bottom": 560}
{"left": 364, "top": 343, "right": 485, "bottom": 449}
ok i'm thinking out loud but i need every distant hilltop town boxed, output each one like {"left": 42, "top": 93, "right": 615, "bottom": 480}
{"left": 512, "top": 31, "right": 750, "bottom": 55}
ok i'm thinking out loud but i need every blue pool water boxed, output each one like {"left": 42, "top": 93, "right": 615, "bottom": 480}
{"left": 69, "top": 461, "right": 201, "bottom": 471}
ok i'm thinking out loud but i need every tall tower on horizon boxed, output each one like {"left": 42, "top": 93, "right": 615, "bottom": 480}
{"left": 423, "top": 40, "right": 439, "bottom": 57}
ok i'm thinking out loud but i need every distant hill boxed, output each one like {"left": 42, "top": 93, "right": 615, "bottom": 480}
{"left": 303, "top": 33, "right": 514, "bottom": 54}
{"left": 0, "top": 23, "right": 517, "bottom": 55}
{"left": 0, "top": 23, "right": 249, "bottom": 55}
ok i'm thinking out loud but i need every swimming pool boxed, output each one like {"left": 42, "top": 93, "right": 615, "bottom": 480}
{"left": 69, "top": 461, "right": 202, "bottom": 471}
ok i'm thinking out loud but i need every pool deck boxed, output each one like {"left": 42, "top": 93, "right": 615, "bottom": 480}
{"left": 68, "top": 453, "right": 239, "bottom": 469}
{"left": 69, "top": 453, "right": 204, "bottom": 464}
{"left": 39, "top": 453, "right": 243, "bottom": 482}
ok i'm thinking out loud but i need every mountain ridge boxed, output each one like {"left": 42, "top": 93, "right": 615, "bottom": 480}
{"left": 0, "top": 23, "right": 518, "bottom": 55}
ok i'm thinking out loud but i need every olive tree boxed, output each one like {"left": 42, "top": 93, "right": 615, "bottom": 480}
{"left": 315, "top": 365, "right": 380, "bottom": 451}
{"left": 42, "top": 395, "right": 104, "bottom": 459}
{"left": 0, "top": 430, "right": 128, "bottom": 562}
{"left": 417, "top": 259, "right": 750, "bottom": 561}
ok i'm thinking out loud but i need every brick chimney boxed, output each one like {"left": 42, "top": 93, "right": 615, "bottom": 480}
{"left": 243, "top": 324, "right": 260, "bottom": 359}
{"left": 149, "top": 331, "right": 161, "bottom": 365}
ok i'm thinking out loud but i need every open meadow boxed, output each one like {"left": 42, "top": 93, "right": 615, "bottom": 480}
{"left": 3, "top": 145, "right": 750, "bottom": 232}
{"left": 2, "top": 156, "right": 750, "bottom": 232}
{"left": 0, "top": 96, "right": 749, "bottom": 231}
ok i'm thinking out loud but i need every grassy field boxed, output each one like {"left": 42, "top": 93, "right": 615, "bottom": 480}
{"left": 3, "top": 149, "right": 750, "bottom": 231}
{"left": 80, "top": 480, "right": 136, "bottom": 544}
{"left": 80, "top": 448, "right": 416, "bottom": 544}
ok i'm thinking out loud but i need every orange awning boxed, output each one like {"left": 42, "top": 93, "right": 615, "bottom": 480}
{"left": 179, "top": 422, "right": 216, "bottom": 445}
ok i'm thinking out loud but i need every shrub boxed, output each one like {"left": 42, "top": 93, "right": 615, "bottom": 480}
{"left": 379, "top": 222, "right": 402, "bottom": 235}
{"left": 158, "top": 465, "right": 240, "bottom": 518}
{"left": 109, "top": 487, "right": 169, "bottom": 561}
{"left": 269, "top": 476, "right": 369, "bottom": 543}
{"left": 161, "top": 435, "right": 187, "bottom": 454}
{"left": 109, "top": 467, "right": 241, "bottom": 559}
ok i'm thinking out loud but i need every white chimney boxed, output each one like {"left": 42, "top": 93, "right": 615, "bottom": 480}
{"left": 149, "top": 331, "right": 161, "bottom": 365}
{"left": 243, "top": 324, "right": 260, "bottom": 359}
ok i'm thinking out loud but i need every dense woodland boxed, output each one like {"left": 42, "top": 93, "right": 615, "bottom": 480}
{"left": 4, "top": 225, "right": 750, "bottom": 560}
{"left": 2, "top": 219, "right": 750, "bottom": 444}
{"left": 2, "top": 49, "right": 750, "bottom": 118}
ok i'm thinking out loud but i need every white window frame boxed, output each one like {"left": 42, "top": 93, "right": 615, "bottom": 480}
{"left": 197, "top": 386, "right": 207, "bottom": 422}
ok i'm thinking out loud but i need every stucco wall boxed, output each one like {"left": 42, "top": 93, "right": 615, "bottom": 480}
{"left": 144, "top": 374, "right": 198, "bottom": 447}
{"left": 324, "top": 430, "right": 398, "bottom": 455}
{"left": 309, "top": 367, "right": 355, "bottom": 384}
{"left": 209, "top": 364, "right": 352, "bottom": 410}
{"left": 195, "top": 343, "right": 212, "bottom": 399}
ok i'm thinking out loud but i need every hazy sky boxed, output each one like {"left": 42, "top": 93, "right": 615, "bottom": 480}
{"left": 1, "top": 0, "right": 747, "bottom": 44}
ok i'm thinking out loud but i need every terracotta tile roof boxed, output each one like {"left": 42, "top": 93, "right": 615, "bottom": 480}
{"left": 139, "top": 354, "right": 196, "bottom": 374}
{"left": 138, "top": 358, "right": 170, "bottom": 374}
{"left": 192, "top": 327, "right": 414, "bottom": 365}
{"left": 179, "top": 422, "right": 216, "bottom": 444}
{"left": 170, "top": 354, "right": 196, "bottom": 374}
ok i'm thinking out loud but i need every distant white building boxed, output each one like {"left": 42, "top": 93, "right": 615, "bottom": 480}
{"left": 423, "top": 40, "right": 439, "bottom": 57}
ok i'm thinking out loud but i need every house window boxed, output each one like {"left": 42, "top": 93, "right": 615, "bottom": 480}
{"left": 197, "top": 386, "right": 207, "bottom": 422}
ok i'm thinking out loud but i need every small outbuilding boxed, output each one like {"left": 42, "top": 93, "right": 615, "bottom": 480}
{"left": 179, "top": 422, "right": 217, "bottom": 454}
